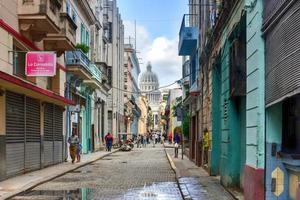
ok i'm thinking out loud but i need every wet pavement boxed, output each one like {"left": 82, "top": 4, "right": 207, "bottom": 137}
{"left": 11, "top": 145, "right": 183, "bottom": 200}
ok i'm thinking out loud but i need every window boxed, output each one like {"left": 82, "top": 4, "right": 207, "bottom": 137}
{"left": 66, "top": 1, "right": 70, "bottom": 15}
{"left": 86, "top": 31, "right": 90, "bottom": 46}
{"left": 71, "top": 9, "right": 77, "bottom": 23}
{"left": 81, "top": 24, "right": 86, "bottom": 44}
{"left": 282, "top": 95, "right": 300, "bottom": 154}
{"left": 13, "top": 45, "right": 26, "bottom": 78}
{"left": 46, "top": 77, "right": 52, "bottom": 90}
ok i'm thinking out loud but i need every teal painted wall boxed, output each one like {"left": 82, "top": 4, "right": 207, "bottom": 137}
{"left": 266, "top": 104, "right": 282, "bottom": 143}
{"left": 245, "top": 0, "right": 265, "bottom": 169}
{"left": 81, "top": 94, "right": 92, "bottom": 154}
{"left": 211, "top": 61, "right": 221, "bottom": 176}
{"left": 220, "top": 39, "right": 246, "bottom": 187}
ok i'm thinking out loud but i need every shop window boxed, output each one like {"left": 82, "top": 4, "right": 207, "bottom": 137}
{"left": 282, "top": 94, "right": 300, "bottom": 154}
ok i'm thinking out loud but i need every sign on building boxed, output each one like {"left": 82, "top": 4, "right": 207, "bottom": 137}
{"left": 25, "top": 52, "right": 56, "bottom": 76}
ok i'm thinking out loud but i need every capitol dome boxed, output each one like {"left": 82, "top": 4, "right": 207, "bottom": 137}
{"left": 139, "top": 63, "right": 159, "bottom": 91}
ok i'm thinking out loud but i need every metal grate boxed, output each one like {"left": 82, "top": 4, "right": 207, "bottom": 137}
{"left": 6, "top": 91, "right": 25, "bottom": 143}
{"left": 265, "top": 0, "right": 300, "bottom": 105}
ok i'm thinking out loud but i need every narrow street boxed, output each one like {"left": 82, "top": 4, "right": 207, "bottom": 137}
{"left": 11, "top": 145, "right": 183, "bottom": 200}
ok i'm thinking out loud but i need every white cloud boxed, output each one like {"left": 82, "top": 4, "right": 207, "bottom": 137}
{"left": 123, "top": 21, "right": 182, "bottom": 87}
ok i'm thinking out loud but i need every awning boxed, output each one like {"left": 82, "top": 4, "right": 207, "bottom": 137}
{"left": 0, "top": 71, "right": 74, "bottom": 106}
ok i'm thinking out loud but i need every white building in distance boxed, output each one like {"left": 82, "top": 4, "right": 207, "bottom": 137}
{"left": 139, "top": 63, "right": 161, "bottom": 131}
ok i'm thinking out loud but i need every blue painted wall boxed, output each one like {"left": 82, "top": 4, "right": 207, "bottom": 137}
{"left": 265, "top": 103, "right": 289, "bottom": 200}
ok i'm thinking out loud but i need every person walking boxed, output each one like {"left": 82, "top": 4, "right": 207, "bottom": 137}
{"left": 203, "top": 129, "right": 209, "bottom": 165}
{"left": 142, "top": 135, "right": 147, "bottom": 147}
{"left": 137, "top": 134, "right": 141, "bottom": 148}
{"left": 152, "top": 133, "right": 156, "bottom": 147}
{"left": 105, "top": 132, "right": 113, "bottom": 152}
{"left": 68, "top": 131, "right": 79, "bottom": 164}
{"left": 174, "top": 132, "right": 181, "bottom": 158}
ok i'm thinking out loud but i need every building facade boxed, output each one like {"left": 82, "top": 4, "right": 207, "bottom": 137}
{"left": 165, "top": 88, "right": 182, "bottom": 141}
{"left": 139, "top": 63, "right": 161, "bottom": 131}
{"left": 179, "top": 0, "right": 265, "bottom": 199}
{"left": 264, "top": 0, "right": 300, "bottom": 199}
{"left": 124, "top": 43, "right": 141, "bottom": 136}
{"left": 138, "top": 96, "right": 148, "bottom": 136}
{"left": 0, "top": 0, "right": 74, "bottom": 179}
{"left": 105, "top": 0, "right": 125, "bottom": 138}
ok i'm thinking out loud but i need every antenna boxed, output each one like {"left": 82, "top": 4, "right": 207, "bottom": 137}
{"left": 134, "top": 20, "right": 137, "bottom": 50}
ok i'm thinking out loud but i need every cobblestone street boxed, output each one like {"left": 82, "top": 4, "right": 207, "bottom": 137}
{"left": 11, "top": 145, "right": 183, "bottom": 200}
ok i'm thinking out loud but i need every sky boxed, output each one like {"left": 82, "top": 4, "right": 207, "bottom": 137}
{"left": 117, "top": 0, "right": 188, "bottom": 87}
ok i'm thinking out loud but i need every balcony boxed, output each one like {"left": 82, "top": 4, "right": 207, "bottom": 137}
{"left": 18, "top": 0, "right": 62, "bottom": 41}
{"left": 178, "top": 14, "right": 199, "bottom": 56}
{"left": 66, "top": 50, "right": 92, "bottom": 80}
{"left": 44, "top": 13, "right": 77, "bottom": 55}
{"left": 83, "top": 64, "right": 102, "bottom": 89}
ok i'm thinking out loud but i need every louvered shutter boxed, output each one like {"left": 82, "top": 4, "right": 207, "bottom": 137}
{"left": 25, "top": 97, "right": 41, "bottom": 171}
{"left": 5, "top": 91, "right": 25, "bottom": 176}
{"left": 43, "top": 103, "right": 54, "bottom": 166}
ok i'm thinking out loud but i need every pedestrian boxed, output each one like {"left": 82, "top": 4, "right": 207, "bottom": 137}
{"left": 174, "top": 131, "right": 181, "bottom": 158}
{"left": 143, "top": 135, "right": 147, "bottom": 147}
{"left": 168, "top": 133, "right": 173, "bottom": 144}
{"left": 152, "top": 133, "right": 156, "bottom": 147}
{"left": 137, "top": 134, "right": 141, "bottom": 148}
{"left": 76, "top": 142, "right": 82, "bottom": 163}
{"left": 147, "top": 133, "right": 150, "bottom": 144}
{"left": 203, "top": 128, "right": 209, "bottom": 165}
{"left": 68, "top": 130, "right": 79, "bottom": 164}
{"left": 155, "top": 133, "right": 158, "bottom": 144}
{"left": 105, "top": 132, "right": 113, "bottom": 152}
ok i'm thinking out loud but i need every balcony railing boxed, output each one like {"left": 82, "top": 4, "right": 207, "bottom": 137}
{"left": 178, "top": 14, "right": 199, "bottom": 56}
{"left": 66, "top": 50, "right": 102, "bottom": 85}
{"left": 66, "top": 50, "right": 90, "bottom": 71}
{"left": 89, "top": 64, "right": 102, "bottom": 84}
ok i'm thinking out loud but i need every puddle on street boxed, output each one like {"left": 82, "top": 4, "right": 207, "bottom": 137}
{"left": 12, "top": 182, "right": 183, "bottom": 200}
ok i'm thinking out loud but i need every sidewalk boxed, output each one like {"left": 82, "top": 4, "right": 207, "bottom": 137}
{"left": 165, "top": 146, "right": 239, "bottom": 200}
{"left": 0, "top": 150, "right": 118, "bottom": 200}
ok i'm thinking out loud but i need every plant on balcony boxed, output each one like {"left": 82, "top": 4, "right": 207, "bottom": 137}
{"left": 75, "top": 43, "right": 90, "bottom": 54}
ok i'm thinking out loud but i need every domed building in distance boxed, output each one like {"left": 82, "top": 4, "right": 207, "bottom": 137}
{"left": 139, "top": 62, "right": 161, "bottom": 131}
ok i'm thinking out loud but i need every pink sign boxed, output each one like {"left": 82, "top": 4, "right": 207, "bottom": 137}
{"left": 25, "top": 52, "right": 56, "bottom": 77}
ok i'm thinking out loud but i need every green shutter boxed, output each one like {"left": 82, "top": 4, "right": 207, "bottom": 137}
{"left": 86, "top": 31, "right": 90, "bottom": 46}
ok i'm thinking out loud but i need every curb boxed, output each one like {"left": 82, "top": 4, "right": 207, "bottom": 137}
{"left": 163, "top": 148, "right": 185, "bottom": 199}
{"left": 2, "top": 150, "right": 119, "bottom": 200}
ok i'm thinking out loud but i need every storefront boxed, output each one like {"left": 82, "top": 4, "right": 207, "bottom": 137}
{"left": 264, "top": 1, "right": 300, "bottom": 198}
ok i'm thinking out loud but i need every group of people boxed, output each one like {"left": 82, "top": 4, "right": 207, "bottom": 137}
{"left": 67, "top": 130, "right": 183, "bottom": 163}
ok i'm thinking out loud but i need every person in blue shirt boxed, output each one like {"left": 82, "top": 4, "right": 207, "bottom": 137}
{"left": 174, "top": 132, "right": 181, "bottom": 158}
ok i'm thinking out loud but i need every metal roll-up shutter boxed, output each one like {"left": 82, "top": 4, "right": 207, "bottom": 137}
{"left": 44, "top": 103, "right": 54, "bottom": 166}
{"left": 53, "top": 106, "right": 63, "bottom": 163}
{"left": 264, "top": 0, "right": 300, "bottom": 106}
{"left": 6, "top": 91, "right": 25, "bottom": 176}
{"left": 25, "top": 97, "right": 41, "bottom": 171}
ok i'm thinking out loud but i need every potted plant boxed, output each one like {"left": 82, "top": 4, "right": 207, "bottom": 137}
{"left": 75, "top": 43, "right": 90, "bottom": 54}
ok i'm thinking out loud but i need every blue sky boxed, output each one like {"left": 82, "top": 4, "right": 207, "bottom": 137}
{"left": 117, "top": 0, "right": 188, "bottom": 86}
{"left": 118, "top": 0, "right": 187, "bottom": 39}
